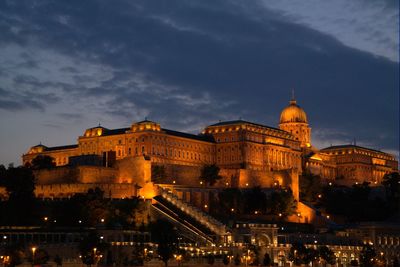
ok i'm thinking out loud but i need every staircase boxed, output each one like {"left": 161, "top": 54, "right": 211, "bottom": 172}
{"left": 152, "top": 185, "right": 229, "bottom": 243}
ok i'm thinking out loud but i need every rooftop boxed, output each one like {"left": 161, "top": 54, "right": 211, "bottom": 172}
{"left": 46, "top": 144, "right": 78, "bottom": 151}
{"left": 162, "top": 128, "right": 214, "bottom": 142}
{"left": 321, "top": 144, "right": 389, "bottom": 155}
{"left": 207, "top": 119, "right": 287, "bottom": 133}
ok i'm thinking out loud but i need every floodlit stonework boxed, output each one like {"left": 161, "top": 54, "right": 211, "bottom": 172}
{"left": 22, "top": 96, "right": 398, "bottom": 190}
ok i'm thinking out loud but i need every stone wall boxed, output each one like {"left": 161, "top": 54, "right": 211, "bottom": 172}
{"left": 35, "top": 183, "right": 138, "bottom": 199}
{"left": 34, "top": 167, "right": 80, "bottom": 184}
{"left": 78, "top": 166, "right": 117, "bottom": 183}
{"left": 114, "top": 156, "right": 151, "bottom": 185}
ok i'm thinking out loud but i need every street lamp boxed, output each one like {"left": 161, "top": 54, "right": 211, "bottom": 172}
{"left": 93, "top": 248, "right": 97, "bottom": 266}
{"left": 31, "top": 247, "right": 37, "bottom": 266}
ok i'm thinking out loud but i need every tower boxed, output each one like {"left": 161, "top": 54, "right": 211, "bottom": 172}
{"left": 279, "top": 93, "right": 311, "bottom": 148}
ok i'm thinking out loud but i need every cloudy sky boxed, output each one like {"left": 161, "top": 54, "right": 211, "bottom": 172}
{"left": 0, "top": 0, "right": 398, "bottom": 166}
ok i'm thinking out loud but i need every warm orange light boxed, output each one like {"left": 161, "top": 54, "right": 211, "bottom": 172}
{"left": 140, "top": 182, "right": 156, "bottom": 199}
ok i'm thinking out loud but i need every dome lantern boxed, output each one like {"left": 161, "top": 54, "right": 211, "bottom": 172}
{"left": 280, "top": 97, "right": 308, "bottom": 124}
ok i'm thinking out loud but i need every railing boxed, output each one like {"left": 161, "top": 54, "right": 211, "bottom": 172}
{"left": 154, "top": 185, "right": 228, "bottom": 237}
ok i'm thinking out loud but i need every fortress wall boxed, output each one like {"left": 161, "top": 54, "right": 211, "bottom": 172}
{"left": 115, "top": 156, "right": 151, "bottom": 185}
{"left": 78, "top": 166, "right": 117, "bottom": 183}
{"left": 35, "top": 183, "right": 137, "bottom": 199}
{"left": 34, "top": 167, "right": 79, "bottom": 184}
{"left": 161, "top": 164, "right": 202, "bottom": 186}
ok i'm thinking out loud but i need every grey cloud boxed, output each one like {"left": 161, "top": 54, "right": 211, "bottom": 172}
{"left": 0, "top": 0, "right": 397, "bottom": 164}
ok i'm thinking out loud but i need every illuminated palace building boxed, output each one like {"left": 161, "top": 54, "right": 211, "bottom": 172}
{"left": 23, "top": 96, "right": 398, "bottom": 188}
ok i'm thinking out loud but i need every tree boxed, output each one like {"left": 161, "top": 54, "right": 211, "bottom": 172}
{"left": 359, "top": 244, "right": 376, "bottom": 267}
{"left": 268, "top": 189, "right": 297, "bottom": 217}
{"left": 350, "top": 259, "right": 359, "bottom": 266}
{"left": 382, "top": 172, "right": 400, "bottom": 212}
{"left": 149, "top": 219, "right": 178, "bottom": 267}
{"left": 3, "top": 166, "right": 36, "bottom": 225}
{"left": 54, "top": 254, "right": 63, "bottom": 266}
{"left": 288, "top": 243, "right": 310, "bottom": 265}
{"left": 243, "top": 186, "right": 267, "bottom": 214}
{"left": 234, "top": 254, "right": 241, "bottom": 266}
{"left": 151, "top": 165, "right": 166, "bottom": 182}
{"left": 79, "top": 231, "right": 108, "bottom": 266}
{"left": 263, "top": 253, "right": 271, "bottom": 266}
{"left": 3, "top": 244, "right": 24, "bottom": 267}
{"left": 30, "top": 155, "right": 56, "bottom": 170}
{"left": 29, "top": 248, "right": 49, "bottom": 265}
{"left": 393, "top": 257, "right": 399, "bottom": 267}
{"left": 223, "top": 255, "right": 230, "bottom": 265}
{"left": 216, "top": 188, "right": 243, "bottom": 217}
{"left": 200, "top": 164, "right": 222, "bottom": 186}
{"left": 207, "top": 254, "right": 215, "bottom": 265}
{"left": 300, "top": 172, "right": 322, "bottom": 202}
{"left": 318, "top": 246, "right": 336, "bottom": 266}
{"left": 4, "top": 166, "right": 35, "bottom": 200}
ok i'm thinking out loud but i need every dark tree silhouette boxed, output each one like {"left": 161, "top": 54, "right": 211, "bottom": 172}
{"left": 207, "top": 254, "right": 215, "bottom": 265}
{"left": 3, "top": 244, "right": 24, "bottom": 267}
{"left": 79, "top": 231, "right": 108, "bottom": 266}
{"left": 244, "top": 186, "right": 267, "bottom": 214}
{"left": 3, "top": 166, "right": 36, "bottom": 225}
{"left": 29, "top": 248, "right": 50, "bottom": 265}
{"left": 30, "top": 155, "right": 56, "bottom": 170}
{"left": 151, "top": 165, "right": 166, "bottom": 182}
{"left": 359, "top": 244, "right": 376, "bottom": 267}
{"left": 268, "top": 189, "right": 297, "bottom": 217}
{"left": 54, "top": 254, "right": 63, "bottom": 266}
{"left": 300, "top": 172, "right": 322, "bottom": 202}
{"left": 234, "top": 254, "right": 241, "bottom": 266}
{"left": 200, "top": 164, "right": 222, "bottom": 186}
{"left": 318, "top": 246, "right": 336, "bottom": 266}
{"left": 288, "top": 243, "right": 309, "bottom": 265}
{"left": 223, "top": 255, "right": 230, "bottom": 265}
{"left": 149, "top": 219, "right": 178, "bottom": 267}
{"left": 216, "top": 188, "right": 243, "bottom": 216}
{"left": 263, "top": 252, "right": 271, "bottom": 266}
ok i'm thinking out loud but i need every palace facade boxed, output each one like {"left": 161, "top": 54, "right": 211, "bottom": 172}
{"left": 22, "top": 96, "right": 398, "bottom": 187}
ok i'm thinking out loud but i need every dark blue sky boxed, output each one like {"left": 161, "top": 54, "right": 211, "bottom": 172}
{"left": 0, "top": 0, "right": 398, "bottom": 165}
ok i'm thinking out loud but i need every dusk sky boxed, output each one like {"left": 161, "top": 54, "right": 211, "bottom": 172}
{"left": 0, "top": 0, "right": 398, "bottom": 166}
